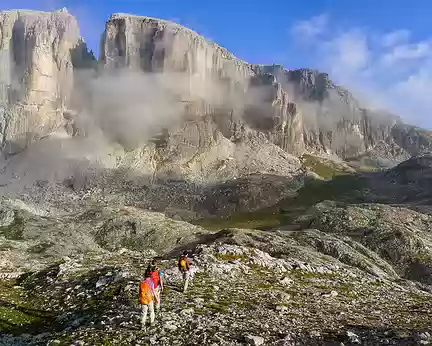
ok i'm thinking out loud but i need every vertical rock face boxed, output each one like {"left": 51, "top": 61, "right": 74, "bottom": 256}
{"left": 258, "top": 66, "right": 395, "bottom": 158}
{"left": 100, "top": 15, "right": 432, "bottom": 166}
{"left": 101, "top": 14, "right": 253, "bottom": 84}
{"left": 244, "top": 70, "right": 304, "bottom": 154}
{"left": 100, "top": 14, "right": 305, "bottom": 161}
{"left": 0, "top": 9, "right": 81, "bottom": 153}
{"left": 259, "top": 66, "right": 432, "bottom": 163}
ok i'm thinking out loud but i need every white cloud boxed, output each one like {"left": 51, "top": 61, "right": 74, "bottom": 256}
{"left": 382, "top": 41, "right": 432, "bottom": 65}
{"left": 324, "top": 30, "right": 370, "bottom": 72}
{"left": 291, "top": 14, "right": 432, "bottom": 129}
{"left": 292, "top": 14, "right": 328, "bottom": 39}
{"left": 381, "top": 30, "right": 411, "bottom": 47}
{"left": 392, "top": 67, "right": 432, "bottom": 118}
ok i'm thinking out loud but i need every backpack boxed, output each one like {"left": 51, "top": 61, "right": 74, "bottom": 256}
{"left": 139, "top": 278, "right": 153, "bottom": 305}
{"left": 178, "top": 256, "right": 190, "bottom": 272}
{"left": 151, "top": 269, "right": 161, "bottom": 288}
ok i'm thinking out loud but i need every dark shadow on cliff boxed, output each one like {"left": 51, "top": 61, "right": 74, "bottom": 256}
{"left": 0, "top": 147, "right": 304, "bottom": 221}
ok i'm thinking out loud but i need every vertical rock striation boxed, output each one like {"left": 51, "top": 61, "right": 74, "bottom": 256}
{"left": 100, "top": 14, "right": 305, "bottom": 160}
{"left": 0, "top": 9, "right": 82, "bottom": 154}
{"left": 100, "top": 14, "right": 432, "bottom": 167}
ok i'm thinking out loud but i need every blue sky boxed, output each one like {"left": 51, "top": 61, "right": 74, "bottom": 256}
{"left": 2, "top": 0, "right": 432, "bottom": 128}
{"left": 1, "top": 0, "right": 431, "bottom": 66}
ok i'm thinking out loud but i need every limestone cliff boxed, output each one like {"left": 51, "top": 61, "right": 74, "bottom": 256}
{"left": 101, "top": 14, "right": 253, "bottom": 84}
{"left": 1, "top": 10, "right": 431, "bottom": 192}
{"left": 100, "top": 14, "right": 432, "bottom": 170}
{"left": 99, "top": 14, "right": 305, "bottom": 178}
{"left": 0, "top": 9, "right": 82, "bottom": 154}
{"left": 263, "top": 66, "right": 432, "bottom": 163}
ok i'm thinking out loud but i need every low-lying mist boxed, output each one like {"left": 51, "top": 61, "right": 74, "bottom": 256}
{"left": 0, "top": 67, "right": 254, "bottom": 193}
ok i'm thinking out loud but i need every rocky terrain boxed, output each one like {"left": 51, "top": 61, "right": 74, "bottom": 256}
{"left": 1, "top": 8, "right": 432, "bottom": 346}
{"left": 2, "top": 198, "right": 432, "bottom": 345}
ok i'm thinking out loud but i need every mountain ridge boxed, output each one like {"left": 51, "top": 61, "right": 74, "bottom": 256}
{"left": 1, "top": 10, "right": 431, "bottom": 169}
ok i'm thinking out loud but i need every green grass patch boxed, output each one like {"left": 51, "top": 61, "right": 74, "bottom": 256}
{"left": 0, "top": 280, "right": 55, "bottom": 334}
{"left": 194, "top": 173, "right": 365, "bottom": 231}
{"left": 234, "top": 300, "right": 255, "bottom": 309}
{"left": 289, "top": 175, "right": 365, "bottom": 207}
{"left": 0, "top": 306, "right": 44, "bottom": 332}
{"left": 194, "top": 308, "right": 206, "bottom": 316}
{"left": 194, "top": 212, "right": 281, "bottom": 231}
{"left": 289, "top": 270, "right": 341, "bottom": 280}
{"left": 205, "top": 302, "right": 229, "bottom": 313}
{"left": 0, "top": 212, "right": 25, "bottom": 240}
{"left": 302, "top": 154, "right": 349, "bottom": 180}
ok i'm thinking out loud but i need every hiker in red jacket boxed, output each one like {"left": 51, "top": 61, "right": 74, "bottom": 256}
{"left": 145, "top": 259, "right": 164, "bottom": 313}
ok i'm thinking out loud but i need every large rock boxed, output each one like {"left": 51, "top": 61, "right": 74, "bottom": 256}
{"left": 101, "top": 14, "right": 253, "bottom": 84}
{"left": 0, "top": 9, "right": 84, "bottom": 154}
{"left": 100, "top": 14, "right": 304, "bottom": 149}
{"left": 1, "top": 11, "right": 432, "bottom": 212}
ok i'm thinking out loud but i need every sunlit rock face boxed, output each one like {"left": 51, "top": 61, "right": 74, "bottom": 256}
{"left": 0, "top": 9, "right": 86, "bottom": 154}
{"left": 100, "top": 14, "right": 305, "bottom": 162}
{"left": 101, "top": 14, "right": 432, "bottom": 165}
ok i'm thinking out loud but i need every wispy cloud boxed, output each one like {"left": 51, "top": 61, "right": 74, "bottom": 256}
{"left": 323, "top": 30, "right": 370, "bottom": 72}
{"left": 290, "top": 15, "right": 432, "bottom": 129}
{"left": 292, "top": 14, "right": 329, "bottom": 40}
{"left": 381, "top": 30, "right": 411, "bottom": 47}
{"left": 382, "top": 41, "right": 432, "bottom": 65}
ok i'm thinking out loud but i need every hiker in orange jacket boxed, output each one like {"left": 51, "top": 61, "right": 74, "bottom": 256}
{"left": 139, "top": 271, "right": 159, "bottom": 330}
{"left": 145, "top": 259, "right": 164, "bottom": 313}
{"left": 178, "top": 251, "right": 192, "bottom": 293}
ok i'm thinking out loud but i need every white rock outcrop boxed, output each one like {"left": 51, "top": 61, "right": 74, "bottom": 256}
{"left": 0, "top": 10, "right": 81, "bottom": 152}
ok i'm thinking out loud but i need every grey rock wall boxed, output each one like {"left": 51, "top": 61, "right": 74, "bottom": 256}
{"left": 0, "top": 9, "right": 82, "bottom": 154}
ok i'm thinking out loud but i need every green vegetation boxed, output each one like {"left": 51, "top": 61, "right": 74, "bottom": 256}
{"left": 194, "top": 153, "right": 369, "bottom": 232}
{"left": 194, "top": 173, "right": 365, "bottom": 231}
{"left": 293, "top": 175, "right": 364, "bottom": 206}
{"left": 302, "top": 154, "right": 349, "bottom": 180}
{"left": 0, "top": 279, "right": 54, "bottom": 334}
{"left": 194, "top": 212, "right": 282, "bottom": 231}
{"left": 0, "top": 211, "right": 25, "bottom": 240}
{"left": 288, "top": 271, "right": 341, "bottom": 281}
{"left": 205, "top": 301, "right": 229, "bottom": 313}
